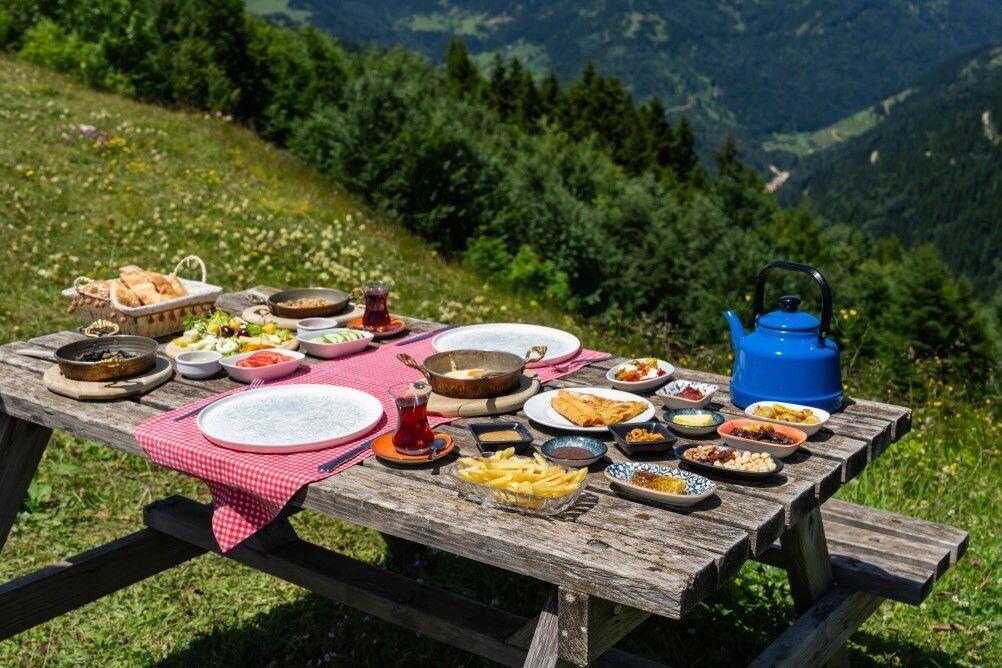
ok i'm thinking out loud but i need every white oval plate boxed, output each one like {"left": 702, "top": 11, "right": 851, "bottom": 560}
{"left": 197, "top": 384, "right": 384, "bottom": 454}
{"left": 743, "top": 400, "right": 830, "bottom": 436}
{"left": 296, "top": 328, "right": 374, "bottom": 359}
{"left": 433, "top": 323, "right": 581, "bottom": 367}
{"left": 522, "top": 387, "right": 656, "bottom": 433}
{"left": 605, "top": 358, "right": 675, "bottom": 391}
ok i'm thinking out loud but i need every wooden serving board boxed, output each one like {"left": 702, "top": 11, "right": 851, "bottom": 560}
{"left": 241, "top": 303, "right": 364, "bottom": 331}
{"left": 428, "top": 374, "right": 540, "bottom": 417}
{"left": 162, "top": 338, "right": 298, "bottom": 360}
{"left": 43, "top": 356, "right": 174, "bottom": 400}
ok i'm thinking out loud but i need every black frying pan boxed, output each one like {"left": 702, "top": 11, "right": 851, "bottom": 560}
{"left": 266, "top": 288, "right": 350, "bottom": 319}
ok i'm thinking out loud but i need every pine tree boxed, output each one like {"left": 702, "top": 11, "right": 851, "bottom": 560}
{"left": 539, "top": 70, "right": 561, "bottom": 120}
{"left": 445, "top": 38, "right": 482, "bottom": 98}
{"left": 673, "top": 117, "right": 699, "bottom": 178}
{"left": 642, "top": 98, "right": 675, "bottom": 170}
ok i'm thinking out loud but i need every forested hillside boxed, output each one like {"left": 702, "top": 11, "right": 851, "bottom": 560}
{"left": 1, "top": 0, "right": 996, "bottom": 394}
{"left": 252, "top": 0, "right": 1002, "bottom": 158}
{"left": 784, "top": 45, "right": 1002, "bottom": 303}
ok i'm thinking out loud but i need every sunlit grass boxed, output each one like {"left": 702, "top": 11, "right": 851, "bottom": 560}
{"left": 1, "top": 57, "right": 998, "bottom": 667}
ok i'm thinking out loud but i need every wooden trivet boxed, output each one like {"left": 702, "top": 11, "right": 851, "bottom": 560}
{"left": 428, "top": 374, "right": 541, "bottom": 417}
{"left": 43, "top": 356, "right": 174, "bottom": 401}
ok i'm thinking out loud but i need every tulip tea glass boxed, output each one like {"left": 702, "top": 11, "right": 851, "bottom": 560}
{"left": 355, "top": 280, "right": 392, "bottom": 331}
{"left": 390, "top": 381, "right": 435, "bottom": 455}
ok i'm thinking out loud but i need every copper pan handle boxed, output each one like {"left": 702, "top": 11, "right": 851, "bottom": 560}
{"left": 396, "top": 353, "right": 432, "bottom": 382}
{"left": 523, "top": 346, "right": 547, "bottom": 364}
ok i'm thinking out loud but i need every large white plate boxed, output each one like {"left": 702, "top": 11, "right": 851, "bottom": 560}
{"left": 432, "top": 323, "right": 581, "bottom": 367}
{"left": 197, "top": 384, "right": 384, "bottom": 454}
{"left": 522, "top": 387, "right": 656, "bottom": 433}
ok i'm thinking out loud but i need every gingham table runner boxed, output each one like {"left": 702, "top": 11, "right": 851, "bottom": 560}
{"left": 134, "top": 337, "right": 606, "bottom": 551}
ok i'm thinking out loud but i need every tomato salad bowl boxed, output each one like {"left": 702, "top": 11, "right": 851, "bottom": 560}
{"left": 219, "top": 348, "right": 305, "bottom": 383}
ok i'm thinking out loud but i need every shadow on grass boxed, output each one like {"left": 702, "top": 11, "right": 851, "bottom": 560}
{"left": 153, "top": 551, "right": 953, "bottom": 667}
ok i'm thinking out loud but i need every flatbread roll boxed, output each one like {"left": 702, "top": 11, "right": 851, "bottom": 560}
{"left": 550, "top": 389, "right": 647, "bottom": 427}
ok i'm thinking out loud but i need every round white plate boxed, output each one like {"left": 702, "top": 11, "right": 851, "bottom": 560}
{"left": 522, "top": 387, "right": 656, "bottom": 433}
{"left": 197, "top": 384, "right": 384, "bottom": 454}
{"left": 432, "top": 323, "right": 581, "bottom": 367}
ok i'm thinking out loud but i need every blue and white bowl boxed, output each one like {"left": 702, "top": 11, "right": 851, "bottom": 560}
{"left": 538, "top": 435, "right": 607, "bottom": 467}
{"left": 604, "top": 462, "right": 716, "bottom": 506}
{"left": 663, "top": 408, "right": 725, "bottom": 437}
{"left": 656, "top": 380, "right": 719, "bottom": 409}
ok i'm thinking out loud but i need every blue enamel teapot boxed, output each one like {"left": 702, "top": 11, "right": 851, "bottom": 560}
{"left": 724, "top": 260, "right": 842, "bottom": 412}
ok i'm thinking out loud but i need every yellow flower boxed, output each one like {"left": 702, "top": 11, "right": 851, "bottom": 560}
{"left": 744, "top": 294, "right": 751, "bottom": 302}
{"left": 932, "top": 401, "right": 943, "bottom": 407}
{"left": 849, "top": 308, "right": 858, "bottom": 316}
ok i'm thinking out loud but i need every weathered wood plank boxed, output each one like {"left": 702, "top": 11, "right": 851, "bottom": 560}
{"left": 522, "top": 588, "right": 559, "bottom": 668}
{"left": 146, "top": 496, "right": 659, "bottom": 668}
{"left": 577, "top": 594, "right": 651, "bottom": 665}
{"left": 144, "top": 496, "right": 529, "bottom": 667}
{"left": 821, "top": 499, "right": 969, "bottom": 564}
{"left": 777, "top": 507, "right": 850, "bottom": 667}
{"left": 294, "top": 464, "right": 716, "bottom": 619}
{"left": 0, "top": 355, "right": 153, "bottom": 458}
{"left": 0, "top": 528, "right": 204, "bottom": 641}
{"left": 372, "top": 424, "right": 751, "bottom": 581}
{"left": 0, "top": 414, "right": 51, "bottom": 553}
{"left": 748, "top": 588, "right": 883, "bottom": 668}
{"left": 557, "top": 587, "right": 590, "bottom": 666}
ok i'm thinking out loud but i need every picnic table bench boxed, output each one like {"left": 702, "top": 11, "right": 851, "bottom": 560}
{"left": 0, "top": 287, "right": 968, "bottom": 666}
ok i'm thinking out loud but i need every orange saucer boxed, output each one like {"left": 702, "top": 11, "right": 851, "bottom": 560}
{"left": 347, "top": 317, "right": 408, "bottom": 340}
{"left": 370, "top": 432, "right": 455, "bottom": 465}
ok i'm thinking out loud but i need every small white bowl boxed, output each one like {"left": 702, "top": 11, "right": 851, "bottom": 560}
{"left": 656, "top": 380, "right": 718, "bottom": 409}
{"left": 175, "top": 350, "right": 222, "bottom": 379}
{"left": 296, "top": 318, "right": 338, "bottom": 335}
{"left": 296, "top": 328, "right": 374, "bottom": 359}
{"left": 219, "top": 348, "right": 305, "bottom": 383}
{"left": 743, "top": 401, "right": 830, "bottom": 437}
{"left": 605, "top": 358, "right": 675, "bottom": 391}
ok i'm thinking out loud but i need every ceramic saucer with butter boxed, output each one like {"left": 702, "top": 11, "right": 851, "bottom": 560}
{"left": 663, "top": 408, "right": 724, "bottom": 437}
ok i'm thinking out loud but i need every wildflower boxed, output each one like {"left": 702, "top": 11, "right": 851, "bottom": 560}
{"left": 932, "top": 401, "right": 943, "bottom": 407}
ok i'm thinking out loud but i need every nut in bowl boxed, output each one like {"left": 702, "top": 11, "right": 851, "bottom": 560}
{"left": 604, "top": 462, "right": 716, "bottom": 507}
{"left": 744, "top": 401, "right": 830, "bottom": 436}
{"left": 656, "top": 380, "right": 718, "bottom": 409}
{"left": 219, "top": 348, "right": 305, "bottom": 383}
{"left": 717, "top": 418, "right": 806, "bottom": 459}
{"left": 605, "top": 358, "right": 675, "bottom": 391}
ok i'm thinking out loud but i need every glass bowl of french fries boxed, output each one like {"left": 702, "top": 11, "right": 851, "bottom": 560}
{"left": 453, "top": 448, "right": 589, "bottom": 517}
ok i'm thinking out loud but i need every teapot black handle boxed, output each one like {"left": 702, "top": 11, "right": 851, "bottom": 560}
{"left": 752, "top": 260, "right": 832, "bottom": 344}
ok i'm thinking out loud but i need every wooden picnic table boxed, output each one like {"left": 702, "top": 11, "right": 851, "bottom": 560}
{"left": 0, "top": 287, "right": 968, "bottom": 667}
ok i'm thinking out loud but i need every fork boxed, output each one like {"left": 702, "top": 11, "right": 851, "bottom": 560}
{"left": 554, "top": 354, "right": 613, "bottom": 373}
{"left": 172, "top": 378, "right": 264, "bottom": 422}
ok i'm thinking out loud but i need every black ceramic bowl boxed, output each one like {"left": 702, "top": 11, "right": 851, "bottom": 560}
{"left": 607, "top": 421, "right": 677, "bottom": 457}
{"left": 674, "top": 443, "right": 784, "bottom": 480}
{"left": 467, "top": 421, "right": 534, "bottom": 454}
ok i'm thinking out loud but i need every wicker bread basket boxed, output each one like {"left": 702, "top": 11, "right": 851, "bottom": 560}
{"left": 64, "top": 256, "right": 223, "bottom": 338}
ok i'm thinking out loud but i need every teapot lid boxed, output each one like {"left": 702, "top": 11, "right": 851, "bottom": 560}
{"left": 757, "top": 295, "right": 821, "bottom": 332}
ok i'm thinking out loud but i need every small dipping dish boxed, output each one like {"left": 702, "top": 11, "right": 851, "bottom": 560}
{"left": 538, "top": 436, "right": 607, "bottom": 467}
{"left": 175, "top": 350, "right": 222, "bottom": 379}
{"left": 297, "top": 317, "right": 338, "bottom": 335}
{"left": 468, "top": 422, "right": 533, "bottom": 453}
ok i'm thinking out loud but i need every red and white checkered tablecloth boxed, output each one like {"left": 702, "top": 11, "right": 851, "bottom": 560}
{"left": 134, "top": 336, "right": 605, "bottom": 551}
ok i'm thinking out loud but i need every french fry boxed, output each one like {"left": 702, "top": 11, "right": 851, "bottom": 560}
{"left": 455, "top": 450, "right": 586, "bottom": 503}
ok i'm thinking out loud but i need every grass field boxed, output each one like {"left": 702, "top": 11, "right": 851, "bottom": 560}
{"left": 1, "top": 57, "right": 999, "bottom": 666}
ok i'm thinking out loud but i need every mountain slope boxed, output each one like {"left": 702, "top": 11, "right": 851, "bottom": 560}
{"left": 257, "top": 0, "right": 1002, "bottom": 154}
{"left": 783, "top": 45, "right": 1002, "bottom": 300}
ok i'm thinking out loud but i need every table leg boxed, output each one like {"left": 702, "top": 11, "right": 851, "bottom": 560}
{"left": 0, "top": 413, "right": 52, "bottom": 555}
{"left": 382, "top": 533, "right": 426, "bottom": 575}
{"left": 510, "top": 586, "right": 651, "bottom": 667}
{"left": 780, "top": 507, "right": 851, "bottom": 667}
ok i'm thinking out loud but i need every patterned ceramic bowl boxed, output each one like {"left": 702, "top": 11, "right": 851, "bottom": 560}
{"left": 656, "top": 380, "right": 719, "bottom": 409}
{"left": 604, "top": 462, "right": 716, "bottom": 506}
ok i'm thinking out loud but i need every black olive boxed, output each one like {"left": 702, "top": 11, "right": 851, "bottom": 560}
{"left": 237, "top": 327, "right": 250, "bottom": 338}
{"left": 220, "top": 325, "right": 234, "bottom": 337}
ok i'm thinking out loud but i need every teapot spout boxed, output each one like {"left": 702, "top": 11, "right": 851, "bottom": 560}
{"left": 724, "top": 310, "right": 746, "bottom": 353}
